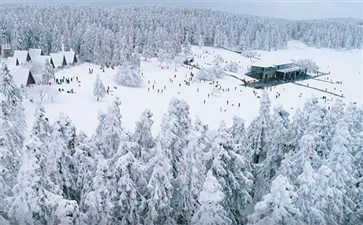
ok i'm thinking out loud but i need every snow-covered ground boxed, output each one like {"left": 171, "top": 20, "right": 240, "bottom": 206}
{"left": 16, "top": 41, "right": 362, "bottom": 136}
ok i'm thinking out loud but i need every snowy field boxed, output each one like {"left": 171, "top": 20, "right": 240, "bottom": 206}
{"left": 17, "top": 41, "right": 362, "bottom": 136}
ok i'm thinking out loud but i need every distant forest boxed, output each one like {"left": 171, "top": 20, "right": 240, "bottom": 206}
{"left": 0, "top": 5, "right": 362, "bottom": 65}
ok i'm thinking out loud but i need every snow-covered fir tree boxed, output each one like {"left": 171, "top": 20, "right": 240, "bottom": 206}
{"left": 247, "top": 91, "right": 272, "bottom": 164}
{"left": 248, "top": 174, "right": 304, "bottom": 225}
{"left": 0, "top": 64, "right": 26, "bottom": 153}
{"left": 225, "top": 61, "right": 239, "bottom": 73}
{"left": 41, "top": 59, "right": 55, "bottom": 84}
{"left": 80, "top": 158, "right": 113, "bottom": 225}
{"left": 32, "top": 103, "right": 52, "bottom": 141}
{"left": 94, "top": 98, "right": 124, "bottom": 158}
{"left": 8, "top": 133, "right": 78, "bottom": 225}
{"left": 254, "top": 105, "right": 290, "bottom": 199}
{"left": 314, "top": 165, "right": 344, "bottom": 225}
{"left": 115, "top": 64, "right": 143, "bottom": 87}
{"left": 191, "top": 171, "right": 231, "bottom": 225}
{"left": 211, "top": 121, "right": 253, "bottom": 225}
{"left": 158, "top": 98, "right": 192, "bottom": 223}
{"left": 327, "top": 118, "right": 358, "bottom": 224}
{"left": 144, "top": 143, "right": 174, "bottom": 225}
{"left": 296, "top": 161, "right": 326, "bottom": 225}
{"left": 93, "top": 74, "right": 106, "bottom": 101}
{"left": 133, "top": 109, "right": 156, "bottom": 160}
{"left": 48, "top": 117, "right": 80, "bottom": 201}
{"left": 109, "top": 149, "right": 145, "bottom": 224}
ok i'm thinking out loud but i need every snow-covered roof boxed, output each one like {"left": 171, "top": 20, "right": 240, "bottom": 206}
{"left": 8, "top": 67, "right": 33, "bottom": 87}
{"left": 252, "top": 59, "right": 295, "bottom": 68}
{"left": 50, "top": 53, "right": 67, "bottom": 68}
{"left": 63, "top": 51, "right": 76, "bottom": 64}
{"left": 276, "top": 66, "right": 302, "bottom": 73}
{"left": 251, "top": 63, "right": 276, "bottom": 68}
{"left": 28, "top": 48, "right": 43, "bottom": 60}
{"left": 6, "top": 57, "right": 18, "bottom": 66}
{"left": 13, "top": 50, "right": 30, "bottom": 64}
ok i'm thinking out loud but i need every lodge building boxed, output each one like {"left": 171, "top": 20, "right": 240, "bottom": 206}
{"left": 246, "top": 63, "right": 307, "bottom": 81}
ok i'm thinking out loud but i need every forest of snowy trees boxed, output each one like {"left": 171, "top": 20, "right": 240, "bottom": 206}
{"left": 1, "top": 62, "right": 363, "bottom": 224}
{"left": 0, "top": 5, "right": 362, "bottom": 66}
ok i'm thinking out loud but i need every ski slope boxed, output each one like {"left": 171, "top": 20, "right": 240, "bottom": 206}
{"left": 18, "top": 41, "right": 362, "bottom": 136}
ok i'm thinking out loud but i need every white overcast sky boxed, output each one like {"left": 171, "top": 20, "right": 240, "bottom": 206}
{"left": 1, "top": 0, "right": 362, "bottom": 20}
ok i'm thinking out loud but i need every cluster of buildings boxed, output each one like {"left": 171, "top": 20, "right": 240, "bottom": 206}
{"left": 0, "top": 44, "right": 78, "bottom": 87}
{"left": 6, "top": 48, "right": 77, "bottom": 68}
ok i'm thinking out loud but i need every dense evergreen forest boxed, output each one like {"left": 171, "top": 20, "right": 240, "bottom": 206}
{"left": 0, "top": 5, "right": 362, "bottom": 66}
{"left": 1, "top": 61, "right": 363, "bottom": 224}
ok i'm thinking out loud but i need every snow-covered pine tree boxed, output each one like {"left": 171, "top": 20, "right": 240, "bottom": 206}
{"left": 0, "top": 63, "right": 26, "bottom": 153}
{"left": 80, "top": 158, "right": 113, "bottom": 225}
{"left": 47, "top": 118, "right": 80, "bottom": 202}
{"left": 144, "top": 143, "right": 174, "bottom": 225}
{"left": 303, "top": 98, "right": 330, "bottom": 158}
{"left": 8, "top": 135, "right": 64, "bottom": 225}
{"left": 230, "top": 116, "right": 248, "bottom": 152}
{"left": 192, "top": 117, "right": 212, "bottom": 171}
{"left": 296, "top": 161, "right": 326, "bottom": 225}
{"left": 248, "top": 174, "right": 304, "bottom": 225}
{"left": 173, "top": 117, "right": 209, "bottom": 224}
{"left": 314, "top": 165, "right": 344, "bottom": 225}
{"left": 158, "top": 98, "right": 192, "bottom": 223}
{"left": 115, "top": 64, "right": 143, "bottom": 87}
{"left": 279, "top": 133, "right": 322, "bottom": 184}
{"left": 247, "top": 91, "right": 272, "bottom": 164}
{"left": 191, "top": 171, "right": 231, "bottom": 225}
{"left": 211, "top": 121, "right": 253, "bottom": 225}
{"left": 157, "top": 48, "right": 172, "bottom": 68}
{"left": 352, "top": 130, "right": 363, "bottom": 224}
{"left": 32, "top": 103, "right": 52, "bottom": 141}
{"left": 109, "top": 149, "right": 145, "bottom": 224}
{"left": 286, "top": 108, "right": 305, "bottom": 153}
{"left": 93, "top": 74, "right": 106, "bottom": 101}
{"left": 0, "top": 95, "right": 12, "bottom": 224}
{"left": 41, "top": 59, "right": 55, "bottom": 84}
{"left": 54, "top": 199, "right": 79, "bottom": 225}
{"left": 94, "top": 98, "right": 124, "bottom": 158}
{"left": 133, "top": 109, "right": 156, "bottom": 161}
{"left": 293, "top": 58, "right": 318, "bottom": 74}
{"left": 254, "top": 105, "right": 290, "bottom": 200}
{"left": 182, "top": 38, "right": 192, "bottom": 59}
{"left": 327, "top": 118, "right": 358, "bottom": 224}
{"left": 225, "top": 61, "right": 239, "bottom": 73}
{"left": 344, "top": 103, "right": 363, "bottom": 156}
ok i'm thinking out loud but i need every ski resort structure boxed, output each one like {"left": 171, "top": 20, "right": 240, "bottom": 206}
{"left": 246, "top": 63, "right": 307, "bottom": 81}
